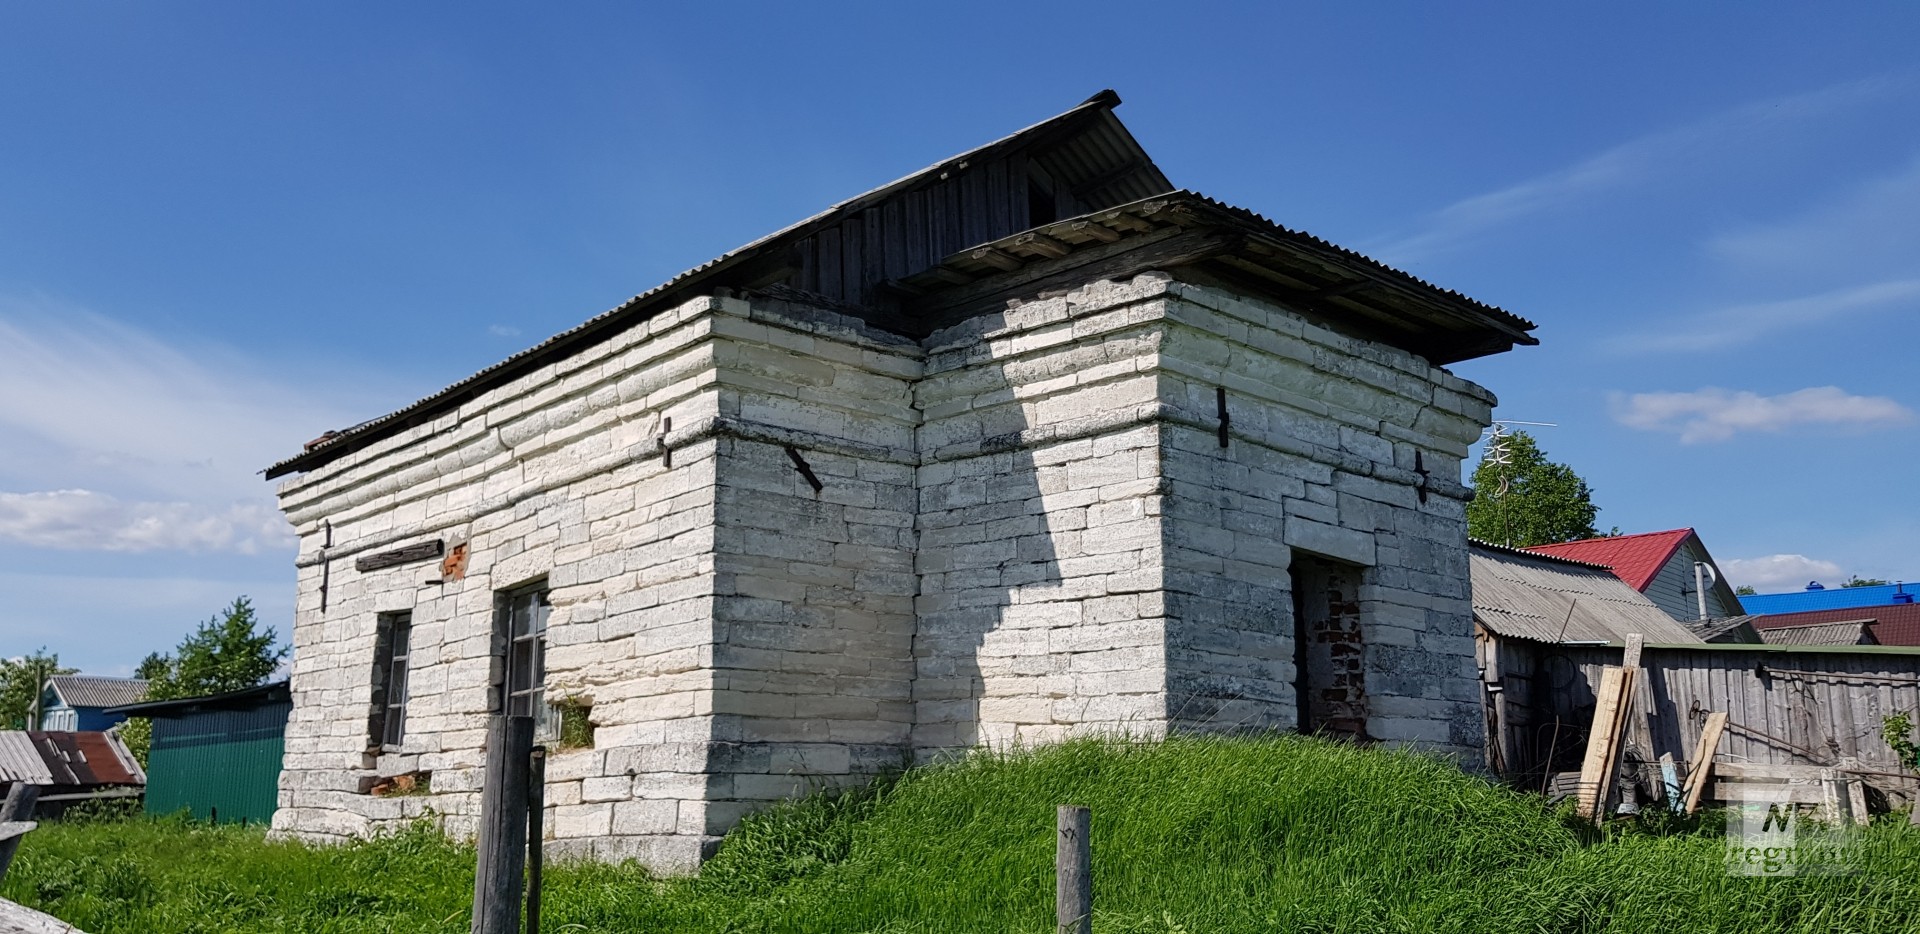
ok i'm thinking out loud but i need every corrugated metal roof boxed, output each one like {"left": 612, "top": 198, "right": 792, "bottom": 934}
{"left": 0, "top": 732, "right": 143, "bottom": 787}
{"left": 1754, "top": 604, "right": 1920, "bottom": 647}
{"left": 0, "top": 733, "right": 52, "bottom": 784}
{"left": 1739, "top": 581, "right": 1920, "bottom": 615}
{"left": 1471, "top": 543, "right": 1704, "bottom": 645}
{"left": 46, "top": 675, "right": 148, "bottom": 709}
{"left": 1756, "top": 620, "right": 1877, "bottom": 646}
{"left": 1523, "top": 529, "right": 1694, "bottom": 592}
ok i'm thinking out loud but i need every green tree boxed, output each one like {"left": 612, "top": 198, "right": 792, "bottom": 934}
{"left": 143, "top": 596, "right": 286, "bottom": 701}
{"left": 1735, "top": 585, "right": 1757, "bottom": 596}
{"left": 120, "top": 597, "right": 287, "bottom": 768}
{"left": 1466, "top": 430, "right": 1601, "bottom": 548}
{"left": 0, "top": 648, "right": 76, "bottom": 729}
{"left": 1842, "top": 575, "right": 1889, "bottom": 588}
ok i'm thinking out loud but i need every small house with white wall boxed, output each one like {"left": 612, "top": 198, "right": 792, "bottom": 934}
{"left": 1526, "top": 528, "right": 1744, "bottom": 625}
{"left": 262, "top": 92, "right": 1537, "bottom": 870}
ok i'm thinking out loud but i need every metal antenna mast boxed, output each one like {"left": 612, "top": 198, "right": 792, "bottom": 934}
{"left": 1479, "top": 420, "right": 1558, "bottom": 548}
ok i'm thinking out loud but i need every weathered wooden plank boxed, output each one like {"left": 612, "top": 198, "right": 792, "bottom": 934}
{"left": 472, "top": 716, "right": 534, "bottom": 934}
{"left": 1577, "top": 667, "right": 1629, "bottom": 820}
{"left": 0, "top": 898, "right": 87, "bottom": 934}
{"left": 1683, "top": 711, "right": 1728, "bottom": 815}
{"left": 1056, "top": 805, "right": 1091, "bottom": 934}
{"left": 1715, "top": 762, "right": 1827, "bottom": 781}
{"left": 0, "top": 786, "right": 39, "bottom": 883}
{"left": 1712, "top": 783, "right": 1825, "bottom": 804}
{"left": 354, "top": 539, "right": 444, "bottom": 573}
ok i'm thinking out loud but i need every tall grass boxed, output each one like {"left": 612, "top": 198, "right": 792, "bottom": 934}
{"left": 7, "top": 734, "right": 1919, "bottom": 933}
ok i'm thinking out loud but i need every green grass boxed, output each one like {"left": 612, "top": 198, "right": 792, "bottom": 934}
{"left": 7, "top": 734, "right": 1920, "bottom": 932}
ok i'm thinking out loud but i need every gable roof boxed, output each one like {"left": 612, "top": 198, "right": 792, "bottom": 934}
{"left": 266, "top": 92, "right": 1536, "bottom": 480}
{"left": 1756, "top": 619, "right": 1877, "bottom": 646}
{"left": 1470, "top": 542, "right": 1704, "bottom": 645}
{"left": 1523, "top": 528, "right": 1695, "bottom": 592}
{"left": 1753, "top": 604, "right": 1920, "bottom": 647}
{"left": 45, "top": 675, "right": 149, "bottom": 710}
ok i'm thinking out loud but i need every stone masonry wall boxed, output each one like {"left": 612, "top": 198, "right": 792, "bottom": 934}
{"left": 1153, "top": 280, "right": 1494, "bottom": 759}
{"left": 270, "top": 272, "right": 1499, "bottom": 872}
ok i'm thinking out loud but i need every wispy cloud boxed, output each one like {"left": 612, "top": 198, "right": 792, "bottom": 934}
{"left": 0, "top": 490, "right": 290, "bottom": 553}
{"left": 1608, "top": 278, "right": 1920, "bottom": 353}
{"left": 488, "top": 324, "right": 521, "bottom": 338}
{"left": 0, "top": 296, "right": 387, "bottom": 553}
{"left": 1610, "top": 386, "right": 1913, "bottom": 443}
{"left": 1370, "top": 77, "right": 1897, "bottom": 263}
{"left": 1722, "top": 554, "right": 1846, "bottom": 593}
{"left": 1708, "top": 154, "right": 1920, "bottom": 278}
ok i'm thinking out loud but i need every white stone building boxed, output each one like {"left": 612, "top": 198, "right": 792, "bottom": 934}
{"left": 264, "top": 91, "right": 1537, "bottom": 870}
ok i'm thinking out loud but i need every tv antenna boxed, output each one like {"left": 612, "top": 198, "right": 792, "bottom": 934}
{"left": 1480, "top": 420, "right": 1558, "bottom": 547}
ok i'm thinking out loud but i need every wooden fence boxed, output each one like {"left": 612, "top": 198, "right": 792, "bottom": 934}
{"left": 1488, "top": 640, "right": 1920, "bottom": 801}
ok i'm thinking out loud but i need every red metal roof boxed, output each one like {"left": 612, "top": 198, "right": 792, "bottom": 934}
{"left": 1753, "top": 604, "right": 1920, "bottom": 647}
{"left": 1523, "top": 529, "right": 1694, "bottom": 593}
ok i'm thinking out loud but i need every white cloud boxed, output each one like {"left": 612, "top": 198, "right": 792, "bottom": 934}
{"left": 1610, "top": 386, "right": 1914, "bottom": 443}
{"left": 1609, "top": 278, "right": 1920, "bottom": 353}
{"left": 0, "top": 489, "right": 292, "bottom": 553}
{"left": 488, "top": 324, "right": 521, "bottom": 338}
{"left": 1370, "top": 77, "right": 1896, "bottom": 263}
{"left": 0, "top": 296, "right": 394, "bottom": 554}
{"left": 1722, "top": 554, "right": 1846, "bottom": 594}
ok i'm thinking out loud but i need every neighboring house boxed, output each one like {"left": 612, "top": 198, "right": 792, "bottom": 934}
{"left": 110, "top": 682, "right": 291, "bottom": 825}
{"left": 1756, "top": 620, "right": 1877, "bottom": 646}
{"left": 1470, "top": 541, "right": 1920, "bottom": 805}
{"left": 0, "top": 730, "right": 145, "bottom": 817}
{"left": 262, "top": 91, "right": 1538, "bottom": 870}
{"left": 1752, "top": 604, "right": 1920, "bottom": 646}
{"left": 1525, "top": 528, "right": 1745, "bottom": 624}
{"left": 1469, "top": 541, "right": 1703, "bottom": 778}
{"left": 1740, "top": 580, "right": 1920, "bottom": 615}
{"left": 37, "top": 675, "right": 148, "bottom": 731}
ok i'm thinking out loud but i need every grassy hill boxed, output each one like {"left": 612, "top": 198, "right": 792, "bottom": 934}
{"left": 7, "top": 734, "right": 1920, "bottom": 932}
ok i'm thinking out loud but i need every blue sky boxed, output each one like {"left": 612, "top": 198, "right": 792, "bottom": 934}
{"left": 3, "top": 4, "right": 1918, "bottom": 673}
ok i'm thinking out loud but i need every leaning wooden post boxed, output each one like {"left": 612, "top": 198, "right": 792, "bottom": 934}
{"left": 473, "top": 715, "right": 534, "bottom": 934}
{"left": 526, "top": 745, "right": 547, "bottom": 934}
{"left": 1056, "top": 805, "right": 1091, "bottom": 934}
{"left": 0, "top": 784, "right": 41, "bottom": 881}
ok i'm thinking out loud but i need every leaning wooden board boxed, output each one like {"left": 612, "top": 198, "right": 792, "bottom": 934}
{"left": 1576, "top": 666, "right": 1632, "bottom": 820}
{"left": 0, "top": 898, "right": 87, "bottom": 934}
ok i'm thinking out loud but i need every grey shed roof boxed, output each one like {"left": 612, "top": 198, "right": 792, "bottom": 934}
{"left": 1756, "top": 619, "right": 1877, "bottom": 646}
{"left": 45, "top": 675, "right": 149, "bottom": 709}
{"left": 0, "top": 732, "right": 52, "bottom": 784}
{"left": 1470, "top": 542, "right": 1704, "bottom": 645}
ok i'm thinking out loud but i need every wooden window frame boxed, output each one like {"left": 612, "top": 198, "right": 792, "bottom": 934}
{"left": 496, "top": 582, "right": 556, "bottom": 741}
{"left": 370, "top": 612, "right": 413, "bottom": 752}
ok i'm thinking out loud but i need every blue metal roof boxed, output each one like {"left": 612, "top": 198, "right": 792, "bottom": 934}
{"left": 1740, "top": 581, "right": 1918, "bottom": 614}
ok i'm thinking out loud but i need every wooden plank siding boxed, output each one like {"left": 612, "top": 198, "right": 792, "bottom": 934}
{"left": 1641, "top": 540, "right": 1744, "bottom": 623}
{"left": 789, "top": 153, "right": 1038, "bottom": 316}
{"left": 1490, "top": 640, "right": 1920, "bottom": 797}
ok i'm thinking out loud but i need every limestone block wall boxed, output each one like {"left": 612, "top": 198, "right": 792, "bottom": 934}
{"left": 701, "top": 300, "right": 924, "bottom": 826}
{"left": 268, "top": 269, "right": 1503, "bottom": 872}
{"left": 912, "top": 276, "right": 1173, "bottom": 754}
{"left": 272, "top": 295, "right": 731, "bottom": 870}
{"left": 1151, "top": 280, "right": 1495, "bottom": 760}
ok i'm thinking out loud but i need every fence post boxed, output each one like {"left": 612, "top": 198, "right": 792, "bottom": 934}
{"left": 473, "top": 715, "right": 534, "bottom": 934}
{"left": 0, "top": 784, "right": 41, "bottom": 881}
{"left": 526, "top": 745, "right": 546, "bottom": 934}
{"left": 1056, "top": 805, "right": 1091, "bottom": 934}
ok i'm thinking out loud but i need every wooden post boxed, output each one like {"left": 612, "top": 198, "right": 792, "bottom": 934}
{"left": 1682, "top": 711, "right": 1727, "bottom": 815}
{"left": 526, "top": 746, "right": 546, "bottom": 934}
{"left": 1576, "top": 666, "right": 1633, "bottom": 821}
{"left": 0, "top": 784, "right": 40, "bottom": 881}
{"left": 1056, "top": 805, "right": 1091, "bottom": 934}
{"left": 473, "top": 716, "right": 534, "bottom": 934}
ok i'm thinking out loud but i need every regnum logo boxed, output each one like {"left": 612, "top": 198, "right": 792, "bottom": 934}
{"left": 1724, "top": 794, "right": 1860, "bottom": 877}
